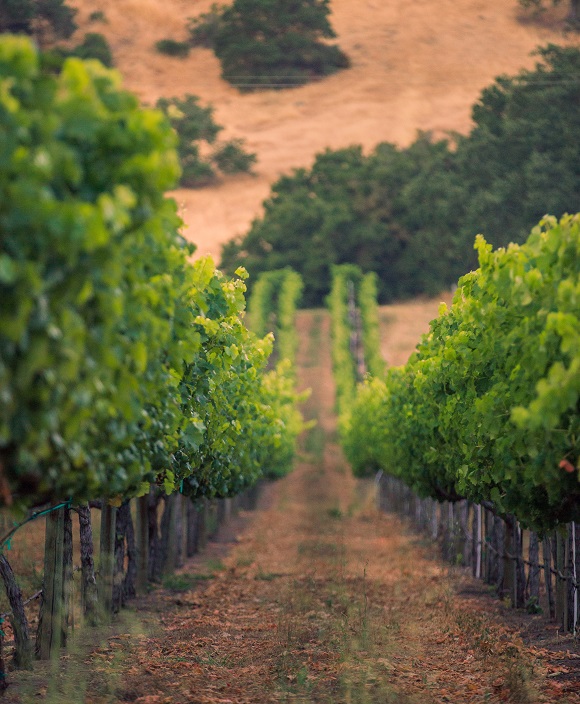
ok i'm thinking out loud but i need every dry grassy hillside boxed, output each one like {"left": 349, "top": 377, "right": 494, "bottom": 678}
{"left": 69, "top": 0, "right": 576, "bottom": 260}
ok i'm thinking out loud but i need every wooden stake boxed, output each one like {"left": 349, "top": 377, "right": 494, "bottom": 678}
{"left": 515, "top": 523, "right": 526, "bottom": 609}
{"left": 543, "top": 536, "right": 556, "bottom": 619}
{"left": 528, "top": 532, "right": 540, "bottom": 607}
{"left": 36, "top": 508, "right": 66, "bottom": 659}
{"left": 135, "top": 495, "right": 149, "bottom": 594}
{"left": 471, "top": 505, "right": 481, "bottom": 579}
{"left": 163, "top": 494, "right": 179, "bottom": 574}
{"left": 502, "top": 519, "right": 515, "bottom": 605}
{"left": 77, "top": 505, "right": 98, "bottom": 625}
{"left": 186, "top": 501, "right": 199, "bottom": 558}
{"left": 99, "top": 503, "right": 116, "bottom": 618}
{"left": 555, "top": 530, "right": 567, "bottom": 631}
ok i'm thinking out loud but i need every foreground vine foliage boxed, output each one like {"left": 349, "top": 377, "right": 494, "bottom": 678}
{"left": 346, "top": 214, "right": 580, "bottom": 533}
{"left": 0, "top": 35, "right": 303, "bottom": 510}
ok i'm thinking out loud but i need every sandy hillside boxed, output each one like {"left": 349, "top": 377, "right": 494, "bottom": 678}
{"left": 68, "top": 0, "right": 577, "bottom": 261}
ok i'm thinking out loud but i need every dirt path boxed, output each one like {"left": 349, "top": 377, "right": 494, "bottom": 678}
{"left": 68, "top": 0, "right": 578, "bottom": 261}
{"left": 79, "top": 310, "right": 576, "bottom": 704}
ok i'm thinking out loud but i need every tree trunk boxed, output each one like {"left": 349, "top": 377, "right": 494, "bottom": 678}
{"left": 76, "top": 504, "right": 98, "bottom": 625}
{"left": 0, "top": 554, "right": 32, "bottom": 669}
{"left": 569, "top": 0, "right": 579, "bottom": 21}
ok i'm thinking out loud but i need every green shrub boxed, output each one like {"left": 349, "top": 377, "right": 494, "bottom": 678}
{"left": 0, "top": 0, "right": 77, "bottom": 43}
{"left": 519, "top": 0, "right": 579, "bottom": 26}
{"left": 212, "top": 139, "right": 256, "bottom": 175}
{"left": 188, "top": 3, "right": 227, "bottom": 48}
{"left": 210, "top": 0, "right": 349, "bottom": 91}
{"left": 69, "top": 32, "right": 113, "bottom": 67}
{"left": 155, "top": 38, "right": 191, "bottom": 58}
{"left": 156, "top": 95, "right": 256, "bottom": 187}
{"left": 88, "top": 10, "right": 107, "bottom": 23}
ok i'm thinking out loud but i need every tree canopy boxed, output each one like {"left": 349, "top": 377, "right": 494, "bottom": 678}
{"left": 0, "top": 0, "right": 77, "bottom": 44}
{"left": 220, "top": 45, "right": 580, "bottom": 305}
{"left": 156, "top": 95, "right": 256, "bottom": 187}
{"left": 192, "top": 0, "right": 349, "bottom": 90}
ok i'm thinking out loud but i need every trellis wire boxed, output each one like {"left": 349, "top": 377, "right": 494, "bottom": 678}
{"left": 377, "top": 473, "right": 579, "bottom": 633}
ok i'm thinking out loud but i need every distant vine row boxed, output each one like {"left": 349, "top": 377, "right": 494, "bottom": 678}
{"left": 327, "top": 265, "right": 384, "bottom": 434}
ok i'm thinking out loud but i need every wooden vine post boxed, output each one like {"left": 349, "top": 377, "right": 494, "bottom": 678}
{"left": 555, "top": 530, "right": 567, "bottom": 631}
{"left": 165, "top": 494, "right": 180, "bottom": 573}
{"left": 472, "top": 505, "right": 482, "bottom": 580}
{"left": 502, "top": 518, "right": 516, "bottom": 604}
{"left": 186, "top": 500, "right": 199, "bottom": 558}
{"left": 135, "top": 495, "right": 149, "bottom": 594}
{"left": 99, "top": 503, "right": 116, "bottom": 619}
{"left": 459, "top": 501, "right": 470, "bottom": 566}
{"left": 180, "top": 494, "right": 189, "bottom": 566}
{"left": 198, "top": 500, "right": 209, "bottom": 551}
{"left": 528, "top": 532, "right": 541, "bottom": 607}
{"left": 77, "top": 504, "right": 99, "bottom": 625}
{"left": 515, "top": 523, "right": 525, "bottom": 609}
{"left": 569, "top": 523, "right": 579, "bottom": 633}
{"left": 36, "top": 507, "right": 70, "bottom": 659}
{"left": 543, "top": 536, "right": 556, "bottom": 619}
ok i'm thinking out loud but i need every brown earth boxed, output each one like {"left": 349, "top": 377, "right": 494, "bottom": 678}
{"left": 68, "top": 0, "right": 578, "bottom": 261}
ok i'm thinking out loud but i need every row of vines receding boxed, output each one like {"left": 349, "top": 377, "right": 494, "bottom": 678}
{"left": 0, "top": 36, "right": 305, "bottom": 680}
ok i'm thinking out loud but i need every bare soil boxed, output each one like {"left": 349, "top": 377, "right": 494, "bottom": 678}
{"left": 68, "top": 0, "right": 579, "bottom": 261}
